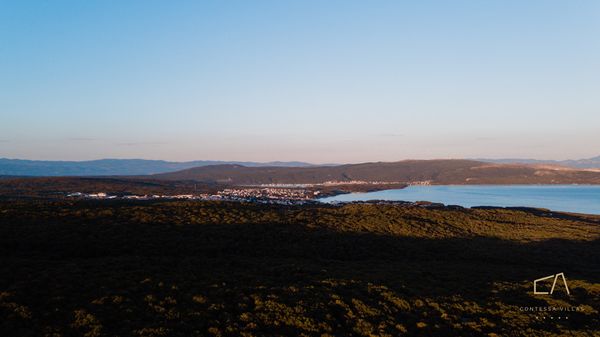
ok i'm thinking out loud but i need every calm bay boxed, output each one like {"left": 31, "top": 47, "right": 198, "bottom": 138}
{"left": 320, "top": 185, "right": 600, "bottom": 214}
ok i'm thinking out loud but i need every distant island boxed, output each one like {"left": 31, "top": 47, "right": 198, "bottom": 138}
{"left": 150, "top": 159, "right": 600, "bottom": 185}
{"left": 477, "top": 155, "right": 600, "bottom": 169}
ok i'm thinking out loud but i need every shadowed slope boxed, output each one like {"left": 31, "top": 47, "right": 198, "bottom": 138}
{"left": 0, "top": 201, "right": 598, "bottom": 336}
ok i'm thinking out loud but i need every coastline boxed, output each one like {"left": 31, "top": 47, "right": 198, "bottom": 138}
{"left": 317, "top": 184, "right": 600, "bottom": 215}
{"left": 312, "top": 182, "right": 409, "bottom": 199}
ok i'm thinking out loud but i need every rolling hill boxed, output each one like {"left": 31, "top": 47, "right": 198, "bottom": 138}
{"left": 1, "top": 200, "right": 598, "bottom": 336}
{"left": 151, "top": 159, "right": 600, "bottom": 185}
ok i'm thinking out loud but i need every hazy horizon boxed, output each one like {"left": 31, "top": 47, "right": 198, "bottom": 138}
{"left": 2, "top": 154, "right": 600, "bottom": 166}
{"left": 2, "top": 1, "right": 599, "bottom": 162}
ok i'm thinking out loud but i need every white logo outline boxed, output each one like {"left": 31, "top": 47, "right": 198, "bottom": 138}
{"left": 533, "top": 272, "right": 570, "bottom": 295}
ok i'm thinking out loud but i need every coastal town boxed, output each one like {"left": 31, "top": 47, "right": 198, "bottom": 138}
{"left": 250, "top": 180, "right": 409, "bottom": 188}
{"left": 63, "top": 180, "right": 431, "bottom": 204}
{"left": 66, "top": 187, "right": 320, "bottom": 204}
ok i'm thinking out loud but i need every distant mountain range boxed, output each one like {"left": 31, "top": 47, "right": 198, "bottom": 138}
{"left": 478, "top": 156, "right": 600, "bottom": 169}
{"left": 2, "top": 156, "right": 600, "bottom": 182}
{"left": 152, "top": 159, "right": 600, "bottom": 185}
{"left": 0, "top": 158, "right": 316, "bottom": 176}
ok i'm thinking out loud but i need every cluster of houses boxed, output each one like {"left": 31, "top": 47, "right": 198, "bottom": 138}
{"left": 320, "top": 180, "right": 403, "bottom": 186}
{"left": 407, "top": 180, "right": 432, "bottom": 186}
{"left": 65, "top": 188, "right": 320, "bottom": 204}
{"left": 66, "top": 192, "right": 202, "bottom": 200}
{"left": 217, "top": 188, "right": 317, "bottom": 200}
{"left": 254, "top": 180, "right": 404, "bottom": 188}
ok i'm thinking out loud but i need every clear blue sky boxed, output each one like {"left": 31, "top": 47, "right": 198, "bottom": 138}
{"left": 1, "top": 1, "right": 599, "bottom": 163}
